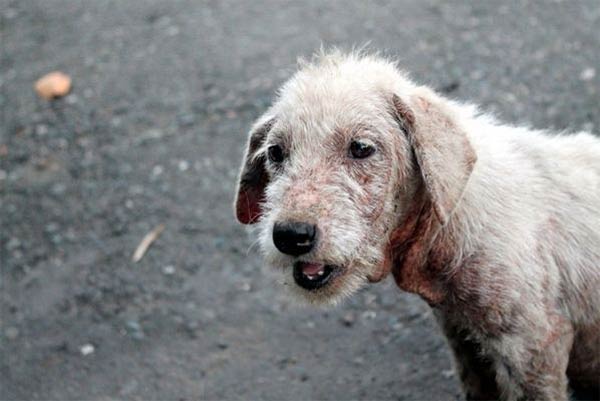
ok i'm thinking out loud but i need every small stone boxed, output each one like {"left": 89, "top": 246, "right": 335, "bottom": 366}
{"left": 442, "top": 369, "right": 455, "bottom": 378}
{"left": 6, "top": 237, "right": 21, "bottom": 250}
{"left": 34, "top": 71, "right": 72, "bottom": 100}
{"left": 183, "top": 320, "right": 199, "bottom": 339}
{"left": 50, "top": 234, "right": 63, "bottom": 245}
{"left": 35, "top": 124, "right": 49, "bottom": 136}
{"left": 111, "top": 117, "right": 122, "bottom": 127}
{"left": 65, "top": 94, "right": 79, "bottom": 105}
{"left": 178, "top": 160, "right": 189, "bottom": 172}
{"left": 152, "top": 165, "right": 163, "bottom": 176}
{"left": 202, "top": 309, "right": 216, "bottom": 321}
{"left": 45, "top": 222, "right": 59, "bottom": 233}
{"left": 177, "top": 113, "right": 195, "bottom": 127}
{"left": 353, "top": 356, "right": 365, "bottom": 365}
{"left": 80, "top": 343, "right": 95, "bottom": 356}
{"left": 166, "top": 25, "right": 180, "bottom": 36}
{"left": 162, "top": 265, "right": 176, "bottom": 275}
{"left": 362, "top": 310, "right": 377, "bottom": 320}
{"left": 142, "top": 129, "right": 163, "bottom": 141}
{"left": 125, "top": 320, "right": 145, "bottom": 340}
{"left": 51, "top": 183, "right": 67, "bottom": 195}
{"left": 364, "top": 293, "right": 377, "bottom": 306}
{"left": 217, "top": 341, "right": 228, "bottom": 350}
{"left": 580, "top": 67, "right": 596, "bottom": 81}
{"left": 341, "top": 312, "right": 355, "bottom": 327}
{"left": 5, "top": 327, "right": 19, "bottom": 340}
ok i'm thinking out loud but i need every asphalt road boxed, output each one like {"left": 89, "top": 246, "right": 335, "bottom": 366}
{"left": 1, "top": 1, "right": 599, "bottom": 400}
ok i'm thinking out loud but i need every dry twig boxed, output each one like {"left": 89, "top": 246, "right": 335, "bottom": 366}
{"left": 132, "top": 224, "right": 165, "bottom": 263}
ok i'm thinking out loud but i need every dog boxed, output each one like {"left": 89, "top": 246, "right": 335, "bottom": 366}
{"left": 234, "top": 50, "right": 600, "bottom": 400}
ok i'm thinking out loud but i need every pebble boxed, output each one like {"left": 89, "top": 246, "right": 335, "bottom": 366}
{"left": 341, "top": 312, "right": 355, "bottom": 327}
{"left": 177, "top": 113, "right": 195, "bottom": 127}
{"left": 202, "top": 309, "right": 216, "bottom": 321}
{"left": 162, "top": 265, "right": 176, "bottom": 275}
{"left": 35, "top": 124, "right": 49, "bottom": 136}
{"left": 353, "top": 356, "right": 365, "bottom": 365}
{"left": 580, "top": 67, "right": 596, "bottom": 81}
{"left": 80, "top": 343, "right": 95, "bottom": 356}
{"left": 5, "top": 326, "right": 19, "bottom": 340}
{"left": 125, "top": 320, "right": 145, "bottom": 340}
{"left": 236, "top": 281, "right": 251, "bottom": 292}
{"left": 65, "top": 94, "right": 79, "bottom": 105}
{"left": 178, "top": 160, "right": 189, "bottom": 172}
{"left": 166, "top": 26, "right": 180, "bottom": 36}
{"left": 45, "top": 222, "right": 59, "bottom": 233}
{"left": 183, "top": 320, "right": 199, "bottom": 339}
{"left": 361, "top": 310, "right": 377, "bottom": 320}
{"left": 152, "top": 165, "right": 164, "bottom": 176}
{"left": 51, "top": 183, "right": 67, "bottom": 195}
{"left": 6, "top": 237, "right": 21, "bottom": 250}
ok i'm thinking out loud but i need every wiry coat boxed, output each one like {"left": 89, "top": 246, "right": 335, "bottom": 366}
{"left": 234, "top": 51, "right": 600, "bottom": 400}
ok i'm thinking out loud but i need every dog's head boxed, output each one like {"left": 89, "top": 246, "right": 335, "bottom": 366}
{"left": 235, "top": 52, "right": 476, "bottom": 305}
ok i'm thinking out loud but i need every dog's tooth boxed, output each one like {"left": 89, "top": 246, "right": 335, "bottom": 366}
{"left": 317, "top": 270, "right": 324, "bottom": 276}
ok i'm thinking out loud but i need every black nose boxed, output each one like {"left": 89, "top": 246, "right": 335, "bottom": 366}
{"left": 272, "top": 221, "right": 317, "bottom": 256}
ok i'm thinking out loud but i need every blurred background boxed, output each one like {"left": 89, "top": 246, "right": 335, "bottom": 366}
{"left": 1, "top": 1, "right": 598, "bottom": 400}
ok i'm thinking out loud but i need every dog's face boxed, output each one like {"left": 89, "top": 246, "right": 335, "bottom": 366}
{"left": 235, "top": 53, "right": 476, "bottom": 305}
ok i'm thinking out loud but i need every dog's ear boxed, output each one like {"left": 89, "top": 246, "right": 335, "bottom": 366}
{"left": 392, "top": 91, "right": 477, "bottom": 225}
{"left": 234, "top": 115, "right": 276, "bottom": 224}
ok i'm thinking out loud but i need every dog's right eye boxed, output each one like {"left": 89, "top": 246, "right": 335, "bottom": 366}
{"left": 349, "top": 140, "right": 376, "bottom": 159}
{"left": 267, "top": 144, "right": 285, "bottom": 163}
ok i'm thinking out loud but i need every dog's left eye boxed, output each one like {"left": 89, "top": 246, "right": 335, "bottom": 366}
{"left": 268, "top": 144, "right": 285, "bottom": 163}
{"left": 349, "top": 140, "right": 376, "bottom": 159}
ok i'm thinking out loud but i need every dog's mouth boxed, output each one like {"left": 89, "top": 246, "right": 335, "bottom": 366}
{"left": 293, "top": 261, "right": 343, "bottom": 291}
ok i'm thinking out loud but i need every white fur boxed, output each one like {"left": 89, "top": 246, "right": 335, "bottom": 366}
{"left": 235, "top": 50, "right": 600, "bottom": 399}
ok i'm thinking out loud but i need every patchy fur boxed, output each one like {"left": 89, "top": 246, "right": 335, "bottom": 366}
{"left": 234, "top": 50, "right": 600, "bottom": 400}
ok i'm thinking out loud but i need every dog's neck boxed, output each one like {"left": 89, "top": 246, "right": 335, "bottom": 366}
{"left": 387, "top": 188, "right": 458, "bottom": 305}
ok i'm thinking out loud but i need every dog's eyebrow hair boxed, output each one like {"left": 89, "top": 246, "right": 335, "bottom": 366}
{"left": 335, "top": 123, "right": 379, "bottom": 137}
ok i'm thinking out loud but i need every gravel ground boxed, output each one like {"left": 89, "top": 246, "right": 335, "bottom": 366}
{"left": 1, "top": 1, "right": 598, "bottom": 400}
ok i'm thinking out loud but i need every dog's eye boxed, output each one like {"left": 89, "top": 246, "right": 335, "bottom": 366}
{"left": 267, "top": 144, "right": 285, "bottom": 163}
{"left": 349, "top": 140, "right": 375, "bottom": 159}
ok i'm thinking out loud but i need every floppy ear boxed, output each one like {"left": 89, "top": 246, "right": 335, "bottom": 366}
{"left": 392, "top": 91, "right": 477, "bottom": 225}
{"left": 234, "top": 115, "right": 276, "bottom": 224}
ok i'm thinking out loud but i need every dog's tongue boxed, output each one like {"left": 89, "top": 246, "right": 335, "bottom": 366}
{"left": 301, "top": 262, "right": 324, "bottom": 275}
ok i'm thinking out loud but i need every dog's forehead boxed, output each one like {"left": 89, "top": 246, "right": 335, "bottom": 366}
{"left": 269, "top": 55, "right": 414, "bottom": 143}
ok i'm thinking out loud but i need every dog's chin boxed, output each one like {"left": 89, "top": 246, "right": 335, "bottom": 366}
{"left": 268, "top": 260, "right": 370, "bottom": 307}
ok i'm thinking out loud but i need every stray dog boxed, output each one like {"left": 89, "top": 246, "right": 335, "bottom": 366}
{"left": 234, "top": 51, "right": 600, "bottom": 400}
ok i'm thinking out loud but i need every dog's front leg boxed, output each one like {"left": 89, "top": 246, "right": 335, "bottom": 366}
{"left": 490, "top": 320, "right": 574, "bottom": 401}
{"left": 436, "top": 316, "right": 501, "bottom": 400}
